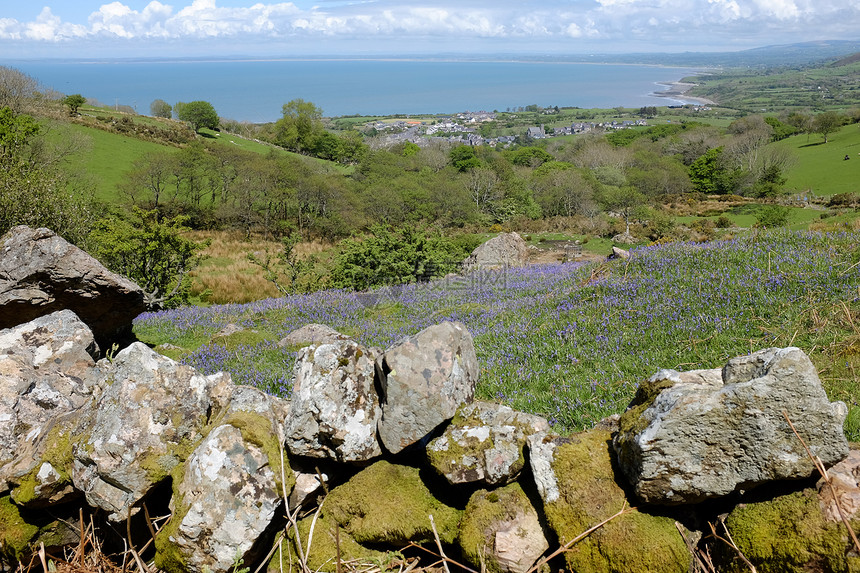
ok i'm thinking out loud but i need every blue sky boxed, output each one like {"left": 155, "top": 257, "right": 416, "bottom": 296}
{"left": 1, "top": 0, "right": 858, "bottom": 58}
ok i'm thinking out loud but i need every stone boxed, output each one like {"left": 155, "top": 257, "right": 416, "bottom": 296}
{"left": 458, "top": 483, "right": 549, "bottom": 573}
{"left": 0, "top": 226, "right": 147, "bottom": 350}
{"left": 323, "top": 460, "right": 462, "bottom": 545}
{"left": 285, "top": 340, "right": 382, "bottom": 462}
{"left": 277, "top": 324, "right": 350, "bottom": 348}
{"left": 155, "top": 424, "right": 282, "bottom": 573}
{"left": 72, "top": 342, "right": 233, "bottom": 522}
{"left": 818, "top": 449, "right": 860, "bottom": 523}
{"left": 0, "top": 311, "right": 99, "bottom": 502}
{"left": 610, "top": 246, "right": 630, "bottom": 260}
{"left": 376, "top": 321, "right": 478, "bottom": 454}
{"left": 613, "top": 347, "right": 849, "bottom": 504}
{"left": 288, "top": 469, "right": 328, "bottom": 509}
{"left": 426, "top": 401, "right": 549, "bottom": 486}
{"left": 462, "top": 232, "right": 529, "bottom": 272}
{"left": 528, "top": 430, "right": 690, "bottom": 573}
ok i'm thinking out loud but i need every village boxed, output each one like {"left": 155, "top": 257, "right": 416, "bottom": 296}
{"left": 367, "top": 109, "right": 652, "bottom": 148}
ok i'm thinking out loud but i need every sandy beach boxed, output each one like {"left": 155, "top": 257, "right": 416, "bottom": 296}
{"left": 653, "top": 81, "right": 717, "bottom": 106}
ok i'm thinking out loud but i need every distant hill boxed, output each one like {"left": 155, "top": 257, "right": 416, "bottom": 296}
{"left": 832, "top": 52, "right": 860, "bottom": 67}
{"left": 563, "top": 40, "right": 860, "bottom": 68}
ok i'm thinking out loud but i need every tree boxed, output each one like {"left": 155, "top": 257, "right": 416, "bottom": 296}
{"left": 600, "top": 186, "right": 646, "bottom": 237}
{"left": 812, "top": 111, "right": 844, "bottom": 143}
{"left": 150, "top": 99, "right": 172, "bottom": 119}
{"left": 273, "top": 99, "right": 324, "bottom": 153}
{"left": 0, "top": 66, "right": 40, "bottom": 113}
{"left": 90, "top": 209, "right": 208, "bottom": 309}
{"left": 177, "top": 100, "right": 219, "bottom": 132}
{"left": 0, "top": 106, "right": 39, "bottom": 162}
{"left": 62, "top": 94, "right": 86, "bottom": 116}
{"left": 450, "top": 145, "right": 481, "bottom": 171}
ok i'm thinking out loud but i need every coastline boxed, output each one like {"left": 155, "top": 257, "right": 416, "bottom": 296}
{"left": 652, "top": 81, "right": 716, "bottom": 106}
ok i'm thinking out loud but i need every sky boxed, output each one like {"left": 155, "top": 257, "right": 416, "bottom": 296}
{"left": 0, "top": 0, "right": 858, "bottom": 59}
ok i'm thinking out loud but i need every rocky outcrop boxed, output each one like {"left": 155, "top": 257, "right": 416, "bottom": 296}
{"left": 462, "top": 232, "right": 529, "bottom": 272}
{"left": 427, "top": 401, "right": 549, "bottom": 486}
{"left": 0, "top": 226, "right": 146, "bottom": 350}
{"left": 376, "top": 321, "right": 478, "bottom": 454}
{"left": 613, "top": 347, "right": 849, "bottom": 504}
{"left": 285, "top": 340, "right": 382, "bottom": 462}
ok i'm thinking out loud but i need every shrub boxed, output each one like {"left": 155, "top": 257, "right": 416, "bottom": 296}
{"left": 330, "top": 225, "right": 463, "bottom": 290}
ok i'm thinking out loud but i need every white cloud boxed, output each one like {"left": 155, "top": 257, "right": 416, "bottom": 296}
{"left": 0, "top": 0, "right": 857, "bottom": 52}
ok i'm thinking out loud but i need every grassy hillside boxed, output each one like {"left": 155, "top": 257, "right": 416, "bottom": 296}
{"left": 135, "top": 229, "right": 860, "bottom": 438}
{"left": 778, "top": 123, "right": 860, "bottom": 198}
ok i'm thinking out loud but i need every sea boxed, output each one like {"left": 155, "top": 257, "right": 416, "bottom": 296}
{"left": 5, "top": 58, "right": 704, "bottom": 123}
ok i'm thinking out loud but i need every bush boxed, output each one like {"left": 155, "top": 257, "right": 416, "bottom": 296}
{"left": 828, "top": 193, "right": 859, "bottom": 208}
{"left": 330, "top": 225, "right": 463, "bottom": 290}
{"left": 755, "top": 205, "right": 791, "bottom": 228}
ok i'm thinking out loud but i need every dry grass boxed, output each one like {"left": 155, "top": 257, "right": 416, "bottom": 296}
{"left": 185, "top": 231, "right": 333, "bottom": 304}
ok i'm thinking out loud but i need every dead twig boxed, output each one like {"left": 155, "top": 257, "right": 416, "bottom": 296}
{"left": 526, "top": 502, "right": 632, "bottom": 573}
{"left": 708, "top": 518, "right": 757, "bottom": 573}
{"left": 783, "top": 410, "right": 860, "bottom": 555}
{"left": 675, "top": 522, "right": 715, "bottom": 573}
{"left": 428, "top": 515, "right": 451, "bottom": 573}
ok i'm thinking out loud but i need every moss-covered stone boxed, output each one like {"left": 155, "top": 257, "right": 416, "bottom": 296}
{"left": 0, "top": 495, "right": 39, "bottom": 563}
{"left": 723, "top": 488, "right": 860, "bottom": 573}
{"left": 458, "top": 483, "right": 548, "bottom": 573}
{"left": 271, "top": 512, "right": 387, "bottom": 572}
{"left": 540, "top": 430, "right": 689, "bottom": 573}
{"left": 325, "top": 460, "right": 462, "bottom": 545}
{"left": 9, "top": 416, "right": 80, "bottom": 507}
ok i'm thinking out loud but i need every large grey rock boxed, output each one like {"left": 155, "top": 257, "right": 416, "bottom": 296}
{"left": 459, "top": 484, "right": 549, "bottom": 573}
{"left": 285, "top": 340, "right": 382, "bottom": 462}
{"left": 613, "top": 347, "right": 849, "bottom": 505}
{"left": 72, "top": 342, "right": 233, "bottom": 521}
{"left": 277, "top": 323, "right": 349, "bottom": 348}
{"left": 0, "top": 311, "right": 99, "bottom": 500}
{"left": 159, "top": 424, "right": 282, "bottom": 573}
{"left": 376, "top": 321, "right": 478, "bottom": 454}
{"left": 0, "top": 226, "right": 147, "bottom": 350}
{"left": 427, "top": 401, "right": 549, "bottom": 486}
{"left": 462, "top": 232, "right": 529, "bottom": 272}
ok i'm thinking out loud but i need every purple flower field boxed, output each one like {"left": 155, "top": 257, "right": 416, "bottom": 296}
{"left": 135, "top": 230, "right": 860, "bottom": 432}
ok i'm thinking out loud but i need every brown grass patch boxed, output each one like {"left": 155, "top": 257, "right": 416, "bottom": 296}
{"left": 185, "top": 231, "right": 333, "bottom": 304}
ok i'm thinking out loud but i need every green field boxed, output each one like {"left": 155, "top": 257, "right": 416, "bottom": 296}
{"left": 778, "top": 124, "right": 860, "bottom": 198}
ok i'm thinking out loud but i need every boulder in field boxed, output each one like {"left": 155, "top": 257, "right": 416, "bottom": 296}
{"left": 277, "top": 323, "right": 350, "bottom": 348}
{"left": 462, "top": 232, "right": 529, "bottom": 272}
{"left": 0, "top": 226, "right": 146, "bottom": 350}
{"left": 613, "top": 347, "right": 849, "bottom": 504}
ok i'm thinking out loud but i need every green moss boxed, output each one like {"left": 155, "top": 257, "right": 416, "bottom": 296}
{"left": 10, "top": 420, "right": 78, "bottom": 506}
{"left": 617, "top": 375, "right": 677, "bottom": 437}
{"left": 271, "top": 513, "right": 386, "bottom": 572}
{"left": 458, "top": 483, "right": 539, "bottom": 573}
{"left": 542, "top": 430, "right": 689, "bottom": 573}
{"left": 0, "top": 496, "right": 39, "bottom": 562}
{"left": 153, "top": 464, "right": 191, "bottom": 573}
{"left": 724, "top": 488, "right": 860, "bottom": 573}
{"left": 325, "top": 461, "right": 462, "bottom": 545}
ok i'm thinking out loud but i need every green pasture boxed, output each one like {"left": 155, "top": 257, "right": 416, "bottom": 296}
{"left": 43, "top": 120, "right": 177, "bottom": 202}
{"left": 778, "top": 124, "right": 860, "bottom": 198}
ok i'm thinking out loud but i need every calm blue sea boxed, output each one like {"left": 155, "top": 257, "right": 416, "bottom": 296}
{"left": 6, "top": 59, "right": 702, "bottom": 123}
